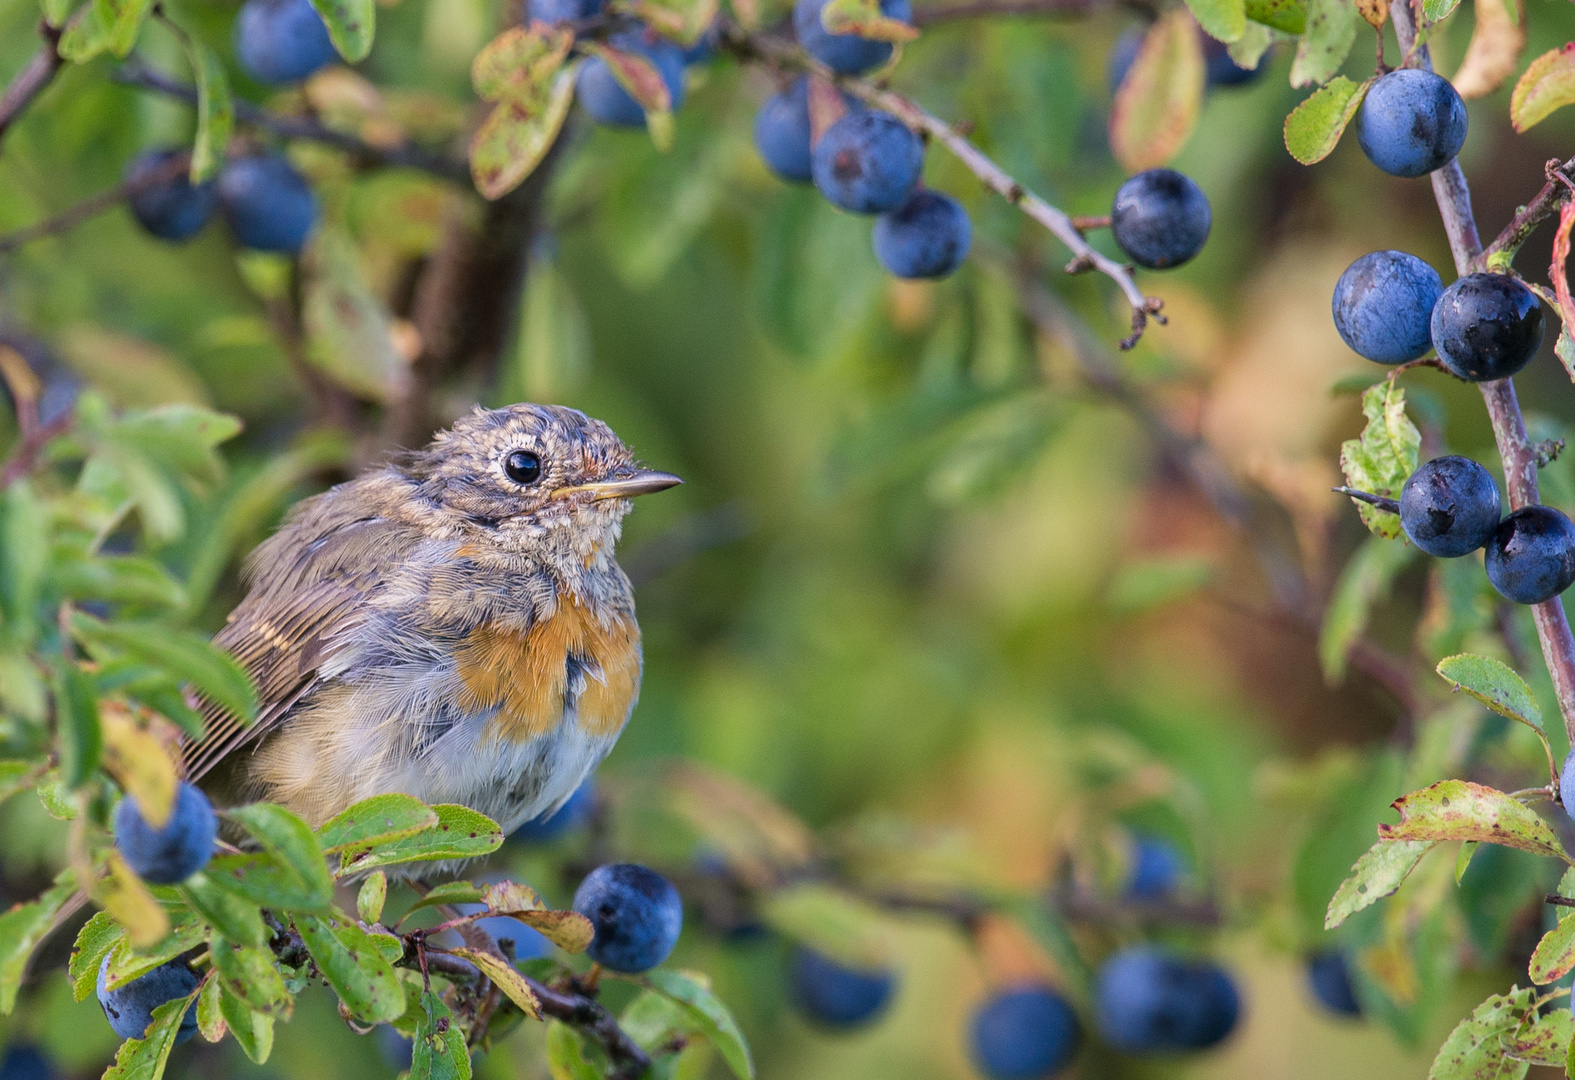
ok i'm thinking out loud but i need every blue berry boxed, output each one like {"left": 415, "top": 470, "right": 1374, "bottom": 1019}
{"left": 1430, "top": 273, "right": 1544, "bottom": 382}
{"left": 1126, "top": 836, "right": 1183, "bottom": 900}
{"left": 455, "top": 908, "right": 554, "bottom": 961}
{"left": 0, "top": 1045, "right": 53, "bottom": 1080}
{"left": 1095, "top": 948, "right": 1240, "bottom": 1053}
{"left": 793, "top": 0, "right": 912, "bottom": 74}
{"left": 1399, "top": 456, "right": 1501, "bottom": 558}
{"left": 1331, "top": 250, "right": 1443, "bottom": 364}
{"left": 969, "top": 985, "right": 1081, "bottom": 1079}
{"left": 511, "top": 777, "right": 595, "bottom": 842}
{"left": 1356, "top": 68, "right": 1467, "bottom": 178}
{"left": 233, "top": 0, "right": 337, "bottom": 86}
{"left": 1203, "top": 36, "right": 1268, "bottom": 86}
{"left": 96, "top": 955, "right": 199, "bottom": 1043}
{"left": 1305, "top": 951, "right": 1361, "bottom": 1017}
{"left": 575, "top": 28, "right": 686, "bottom": 128}
{"left": 1110, "top": 169, "right": 1210, "bottom": 269}
{"left": 680, "top": 23, "right": 720, "bottom": 64}
{"left": 788, "top": 947, "right": 896, "bottom": 1029}
{"left": 124, "top": 149, "right": 217, "bottom": 243}
{"left": 754, "top": 78, "right": 816, "bottom": 183}
{"left": 1562, "top": 748, "right": 1575, "bottom": 825}
{"left": 1107, "top": 27, "right": 1144, "bottom": 96}
{"left": 872, "top": 189, "right": 971, "bottom": 279}
{"left": 525, "top": 0, "right": 604, "bottom": 22}
{"left": 1485, "top": 505, "right": 1575, "bottom": 605}
{"left": 811, "top": 110, "right": 923, "bottom": 214}
{"left": 573, "top": 863, "right": 683, "bottom": 973}
{"left": 218, "top": 155, "right": 319, "bottom": 254}
{"left": 114, "top": 781, "right": 216, "bottom": 885}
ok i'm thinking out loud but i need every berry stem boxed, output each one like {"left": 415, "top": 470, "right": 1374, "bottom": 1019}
{"left": 1477, "top": 156, "right": 1575, "bottom": 273}
{"left": 1390, "top": 0, "right": 1575, "bottom": 743}
{"left": 1332, "top": 486, "right": 1401, "bottom": 515}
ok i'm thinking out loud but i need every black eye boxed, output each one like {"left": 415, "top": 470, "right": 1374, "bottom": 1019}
{"left": 504, "top": 450, "right": 542, "bottom": 485}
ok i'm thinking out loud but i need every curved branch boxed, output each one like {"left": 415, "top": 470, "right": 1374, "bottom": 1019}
{"left": 0, "top": 151, "right": 191, "bottom": 255}
{"left": 1390, "top": 0, "right": 1575, "bottom": 742}
{"left": 0, "top": 24, "right": 64, "bottom": 147}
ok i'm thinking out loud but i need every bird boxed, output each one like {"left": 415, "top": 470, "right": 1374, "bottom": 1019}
{"left": 181, "top": 402, "right": 681, "bottom": 837}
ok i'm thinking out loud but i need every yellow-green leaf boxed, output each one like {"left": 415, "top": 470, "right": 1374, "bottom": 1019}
{"left": 447, "top": 948, "right": 542, "bottom": 1018}
{"left": 1511, "top": 44, "right": 1575, "bottom": 132}
{"left": 1504, "top": 1007, "right": 1573, "bottom": 1065}
{"left": 473, "top": 26, "right": 574, "bottom": 100}
{"left": 357, "top": 871, "right": 388, "bottom": 925}
{"left": 1, "top": 875, "right": 78, "bottom": 1013}
{"left": 1290, "top": 0, "right": 1358, "bottom": 86}
{"left": 302, "top": 226, "right": 409, "bottom": 403}
{"left": 1436, "top": 654, "right": 1542, "bottom": 733}
{"left": 295, "top": 913, "right": 405, "bottom": 1023}
{"left": 1185, "top": 0, "right": 1246, "bottom": 43}
{"left": 100, "top": 703, "right": 178, "bottom": 827}
{"left": 1326, "top": 839, "right": 1434, "bottom": 928}
{"left": 1245, "top": 0, "right": 1305, "bottom": 32}
{"left": 335, "top": 804, "right": 502, "bottom": 875}
{"left": 1108, "top": 9, "right": 1205, "bottom": 172}
{"left": 1378, "top": 780, "right": 1568, "bottom": 861}
{"left": 318, "top": 793, "right": 439, "bottom": 854}
{"left": 1284, "top": 76, "right": 1372, "bottom": 164}
{"left": 308, "top": 0, "right": 374, "bottom": 62}
{"left": 94, "top": 853, "right": 170, "bottom": 949}
{"left": 470, "top": 67, "right": 577, "bottom": 200}
{"left": 1339, "top": 380, "right": 1420, "bottom": 540}
{"left": 102, "top": 984, "right": 202, "bottom": 1080}
{"left": 70, "top": 912, "right": 124, "bottom": 1001}
{"left": 218, "top": 986, "right": 274, "bottom": 1064}
{"left": 209, "top": 936, "right": 290, "bottom": 1015}
{"left": 1428, "top": 988, "right": 1532, "bottom": 1080}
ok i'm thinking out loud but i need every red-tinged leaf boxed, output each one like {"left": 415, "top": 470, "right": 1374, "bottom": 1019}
{"left": 580, "top": 42, "right": 671, "bottom": 113}
{"left": 1283, "top": 75, "right": 1372, "bottom": 164}
{"left": 1512, "top": 44, "right": 1575, "bottom": 131}
{"left": 1377, "top": 779, "right": 1569, "bottom": 861}
{"left": 819, "top": 0, "right": 919, "bottom": 42}
{"left": 1451, "top": 0, "right": 1524, "bottom": 100}
{"left": 1504, "top": 1007, "right": 1575, "bottom": 1065}
{"left": 472, "top": 25, "right": 574, "bottom": 102}
{"left": 1109, "top": 9, "right": 1205, "bottom": 171}
{"left": 1429, "top": 988, "right": 1533, "bottom": 1080}
{"left": 470, "top": 67, "right": 577, "bottom": 200}
{"left": 1552, "top": 201, "right": 1575, "bottom": 374}
{"left": 1355, "top": 0, "right": 1385, "bottom": 29}
{"left": 446, "top": 948, "right": 542, "bottom": 1018}
{"left": 1528, "top": 913, "right": 1575, "bottom": 985}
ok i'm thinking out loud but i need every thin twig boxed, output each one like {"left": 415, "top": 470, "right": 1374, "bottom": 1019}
{"left": 0, "top": 24, "right": 64, "bottom": 147}
{"left": 110, "top": 60, "right": 472, "bottom": 185}
{"left": 1332, "top": 486, "right": 1401, "bottom": 515}
{"left": 1391, "top": 0, "right": 1575, "bottom": 744}
{"left": 0, "top": 152, "right": 191, "bottom": 255}
{"left": 1477, "top": 156, "right": 1575, "bottom": 272}
{"left": 724, "top": 27, "right": 1165, "bottom": 349}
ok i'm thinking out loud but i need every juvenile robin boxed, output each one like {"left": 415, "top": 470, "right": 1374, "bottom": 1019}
{"left": 182, "top": 403, "right": 680, "bottom": 835}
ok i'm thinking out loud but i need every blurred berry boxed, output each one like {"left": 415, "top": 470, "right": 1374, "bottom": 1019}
{"left": 1110, "top": 169, "right": 1210, "bottom": 269}
{"left": 573, "top": 863, "right": 683, "bottom": 973}
{"left": 511, "top": 777, "right": 596, "bottom": 842}
{"left": 1095, "top": 947, "right": 1240, "bottom": 1053}
{"left": 793, "top": 0, "right": 912, "bottom": 74}
{"left": 1305, "top": 951, "right": 1361, "bottom": 1017}
{"left": 114, "top": 781, "right": 216, "bottom": 885}
{"left": 1203, "top": 35, "right": 1267, "bottom": 86}
{"left": 0, "top": 1045, "right": 52, "bottom": 1080}
{"left": 811, "top": 110, "right": 923, "bottom": 214}
{"left": 234, "top": 0, "right": 337, "bottom": 85}
{"left": 575, "top": 28, "right": 686, "bottom": 127}
{"left": 872, "top": 189, "right": 971, "bottom": 279}
{"left": 124, "top": 149, "right": 217, "bottom": 243}
{"left": 788, "top": 947, "right": 896, "bottom": 1029}
{"left": 96, "top": 956, "right": 200, "bottom": 1043}
{"left": 970, "top": 985, "right": 1081, "bottom": 1079}
{"left": 1126, "top": 836, "right": 1183, "bottom": 900}
{"left": 525, "top": 0, "right": 604, "bottom": 22}
{"left": 219, "top": 154, "right": 319, "bottom": 254}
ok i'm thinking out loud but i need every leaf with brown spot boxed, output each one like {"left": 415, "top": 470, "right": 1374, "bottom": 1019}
{"left": 1109, "top": 9, "right": 1206, "bottom": 171}
{"left": 470, "top": 68, "right": 577, "bottom": 201}
{"left": 1355, "top": 0, "right": 1385, "bottom": 28}
{"left": 1512, "top": 44, "right": 1575, "bottom": 131}
{"left": 1325, "top": 839, "right": 1434, "bottom": 928}
{"left": 308, "top": 0, "right": 375, "bottom": 62}
{"left": 1378, "top": 780, "right": 1569, "bottom": 861}
{"left": 472, "top": 25, "right": 574, "bottom": 102}
{"left": 447, "top": 948, "right": 542, "bottom": 1018}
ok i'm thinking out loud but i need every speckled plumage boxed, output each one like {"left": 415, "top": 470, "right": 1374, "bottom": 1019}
{"left": 186, "top": 404, "right": 677, "bottom": 842}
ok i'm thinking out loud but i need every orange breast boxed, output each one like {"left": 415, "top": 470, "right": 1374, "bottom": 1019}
{"left": 453, "top": 600, "right": 641, "bottom": 741}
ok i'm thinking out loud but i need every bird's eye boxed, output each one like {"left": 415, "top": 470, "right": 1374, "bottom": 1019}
{"left": 504, "top": 450, "right": 543, "bottom": 485}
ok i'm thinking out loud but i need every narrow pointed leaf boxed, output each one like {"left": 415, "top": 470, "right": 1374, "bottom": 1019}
{"left": 102, "top": 985, "right": 202, "bottom": 1080}
{"left": 219, "top": 986, "right": 275, "bottom": 1064}
{"left": 295, "top": 913, "right": 405, "bottom": 1023}
{"left": 1, "top": 875, "right": 78, "bottom": 1013}
{"left": 179, "top": 873, "right": 269, "bottom": 946}
{"left": 1436, "top": 654, "right": 1542, "bottom": 732}
{"left": 70, "top": 912, "right": 124, "bottom": 1001}
{"left": 335, "top": 804, "right": 502, "bottom": 874}
{"left": 644, "top": 970, "right": 754, "bottom": 1080}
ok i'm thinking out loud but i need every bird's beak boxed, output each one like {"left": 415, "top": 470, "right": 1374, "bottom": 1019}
{"left": 558, "top": 469, "right": 683, "bottom": 501}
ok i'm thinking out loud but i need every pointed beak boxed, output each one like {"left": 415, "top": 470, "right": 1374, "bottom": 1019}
{"left": 559, "top": 468, "right": 683, "bottom": 501}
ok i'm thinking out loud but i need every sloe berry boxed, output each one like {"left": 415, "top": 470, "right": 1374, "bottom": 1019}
{"left": 1485, "top": 505, "right": 1575, "bottom": 605}
{"left": 525, "top": 0, "right": 603, "bottom": 23}
{"left": 969, "top": 985, "right": 1081, "bottom": 1079}
{"left": 811, "top": 110, "right": 923, "bottom": 214}
{"left": 124, "top": 150, "right": 217, "bottom": 243}
{"left": 234, "top": 0, "right": 337, "bottom": 86}
{"left": 218, "top": 155, "right": 319, "bottom": 254}
{"left": 575, "top": 28, "right": 687, "bottom": 128}
{"left": 95, "top": 955, "right": 199, "bottom": 1043}
{"left": 1430, "top": 273, "right": 1544, "bottom": 382}
{"left": 1331, "top": 250, "right": 1443, "bottom": 364}
{"left": 1356, "top": 69, "right": 1467, "bottom": 178}
{"left": 113, "top": 781, "right": 216, "bottom": 885}
{"left": 1110, "top": 169, "right": 1210, "bottom": 269}
{"left": 1399, "top": 456, "right": 1501, "bottom": 558}
{"left": 1095, "top": 947, "right": 1240, "bottom": 1053}
{"left": 872, "top": 189, "right": 971, "bottom": 279}
{"left": 511, "top": 776, "right": 596, "bottom": 842}
{"left": 793, "top": 0, "right": 912, "bottom": 75}
{"left": 788, "top": 947, "right": 896, "bottom": 1029}
{"left": 1126, "top": 835, "right": 1184, "bottom": 900}
{"left": 572, "top": 863, "right": 683, "bottom": 973}
{"left": 1305, "top": 950, "right": 1361, "bottom": 1017}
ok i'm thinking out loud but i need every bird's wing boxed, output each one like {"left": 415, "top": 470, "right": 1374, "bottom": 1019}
{"left": 182, "top": 500, "right": 416, "bottom": 782}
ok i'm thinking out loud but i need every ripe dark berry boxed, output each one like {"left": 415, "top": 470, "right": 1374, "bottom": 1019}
{"left": 572, "top": 863, "right": 683, "bottom": 973}
{"left": 1485, "top": 505, "right": 1575, "bottom": 605}
{"left": 1095, "top": 948, "right": 1240, "bottom": 1053}
{"left": 1356, "top": 69, "right": 1467, "bottom": 178}
{"left": 525, "top": 0, "right": 603, "bottom": 23}
{"left": 811, "top": 110, "right": 923, "bottom": 214}
{"left": 233, "top": 0, "right": 337, "bottom": 86}
{"left": 511, "top": 777, "right": 595, "bottom": 842}
{"left": 1331, "top": 250, "right": 1443, "bottom": 364}
{"left": 754, "top": 78, "right": 816, "bottom": 183}
{"left": 1203, "top": 36, "right": 1268, "bottom": 86}
{"left": 872, "top": 189, "right": 972, "bottom": 279}
{"left": 96, "top": 955, "right": 199, "bottom": 1043}
{"left": 124, "top": 149, "right": 217, "bottom": 243}
{"left": 788, "top": 947, "right": 896, "bottom": 1029}
{"left": 218, "top": 155, "right": 319, "bottom": 254}
{"left": 1561, "top": 748, "right": 1575, "bottom": 825}
{"left": 0, "top": 1044, "right": 52, "bottom": 1080}
{"left": 969, "top": 985, "right": 1081, "bottom": 1079}
{"left": 1126, "top": 836, "right": 1183, "bottom": 900}
{"left": 1430, "top": 273, "right": 1545, "bottom": 382}
{"left": 113, "top": 781, "right": 216, "bottom": 885}
{"left": 1398, "top": 456, "right": 1501, "bottom": 557}
{"left": 1110, "top": 169, "right": 1211, "bottom": 269}
{"left": 575, "top": 29, "right": 687, "bottom": 128}
{"left": 793, "top": 0, "right": 912, "bottom": 75}
{"left": 1305, "top": 951, "right": 1361, "bottom": 1017}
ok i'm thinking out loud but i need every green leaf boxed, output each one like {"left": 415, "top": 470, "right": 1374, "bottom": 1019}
{"left": 544, "top": 1020, "right": 602, "bottom": 1080}
{"left": 57, "top": 4, "right": 114, "bottom": 63}
{"left": 201, "top": 852, "right": 332, "bottom": 913}
{"left": 209, "top": 936, "right": 291, "bottom": 1014}
{"left": 335, "top": 804, "right": 502, "bottom": 875}
{"left": 0, "top": 481, "right": 48, "bottom": 643}
{"left": 625, "top": 0, "right": 718, "bottom": 42}
{"left": 1326, "top": 839, "right": 1434, "bottom": 928}
{"left": 1290, "top": 0, "right": 1358, "bottom": 85}
{"left": 0, "top": 760, "right": 45, "bottom": 805}
{"left": 1423, "top": 0, "right": 1462, "bottom": 18}
{"left": 1456, "top": 840, "right": 1479, "bottom": 883}
{"left": 53, "top": 661, "right": 101, "bottom": 788}
{"left": 1529, "top": 912, "right": 1575, "bottom": 985}
{"left": 1184, "top": 0, "right": 1246, "bottom": 42}
{"left": 1511, "top": 44, "right": 1575, "bottom": 132}
{"left": 225, "top": 804, "right": 335, "bottom": 909}
{"left": 318, "top": 793, "right": 438, "bottom": 854}
{"left": 70, "top": 613, "right": 258, "bottom": 726}
{"left": 644, "top": 970, "right": 754, "bottom": 1080}
{"left": 1340, "top": 381, "right": 1421, "bottom": 539}
{"left": 102, "top": 985, "right": 201, "bottom": 1080}
{"left": 110, "top": 405, "right": 242, "bottom": 484}
{"left": 178, "top": 32, "right": 233, "bottom": 183}
{"left": 70, "top": 912, "right": 124, "bottom": 1001}
{"left": 1429, "top": 988, "right": 1533, "bottom": 1080}
{"left": 1504, "top": 1007, "right": 1573, "bottom": 1066}
{"left": 309, "top": 0, "right": 374, "bottom": 61}
{"left": 52, "top": 552, "right": 187, "bottom": 609}
{"left": 1107, "top": 555, "right": 1214, "bottom": 614}
{"left": 1379, "top": 780, "right": 1569, "bottom": 861}
{"left": 196, "top": 975, "right": 224, "bottom": 1042}
{"left": 295, "top": 913, "right": 405, "bottom": 1023}
{"left": 1226, "top": 19, "right": 1275, "bottom": 66}
{"left": 1108, "top": 9, "right": 1205, "bottom": 172}
{"left": 1319, "top": 536, "right": 1418, "bottom": 682}
{"left": 470, "top": 67, "right": 577, "bottom": 200}
{"left": 413, "top": 990, "right": 472, "bottom": 1080}
{"left": 0, "top": 876, "right": 77, "bottom": 1012}
{"left": 40, "top": 0, "right": 73, "bottom": 27}
{"left": 0, "top": 649, "right": 46, "bottom": 723}
{"left": 400, "top": 880, "right": 485, "bottom": 919}
{"left": 179, "top": 873, "right": 269, "bottom": 946}
{"left": 302, "top": 227, "right": 409, "bottom": 402}
{"left": 218, "top": 986, "right": 275, "bottom": 1064}
{"left": 758, "top": 883, "right": 894, "bottom": 970}
{"left": 101, "top": 917, "right": 207, "bottom": 991}
{"left": 1437, "top": 654, "right": 1542, "bottom": 733}
{"left": 447, "top": 948, "right": 541, "bottom": 1018}
{"left": 1284, "top": 76, "right": 1373, "bottom": 164}
{"left": 1244, "top": 0, "right": 1305, "bottom": 32}
{"left": 91, "top": 0, "right": 156, "bottom": 56}
{"left": 357, "top": 871, "right": 387, "bottom": 925}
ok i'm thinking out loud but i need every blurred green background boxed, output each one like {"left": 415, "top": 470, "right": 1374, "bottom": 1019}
{"left": 6, "top": 0, "right": 1575, "bottom": 1074}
